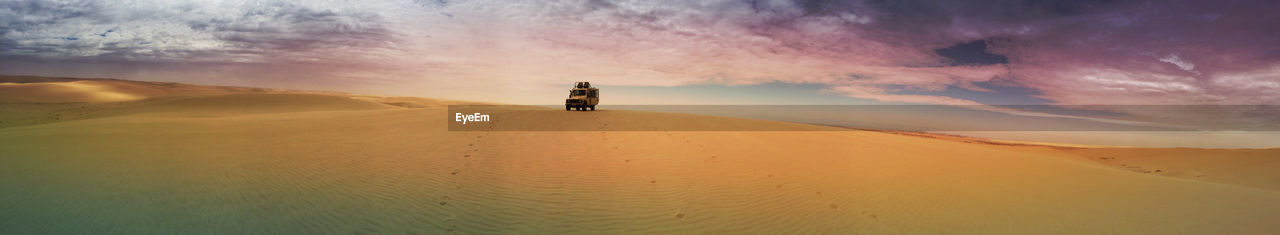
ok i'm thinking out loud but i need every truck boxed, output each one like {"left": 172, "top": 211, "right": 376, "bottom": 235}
{"left": 565, "top": 81, "right": 599, "bottom": 111}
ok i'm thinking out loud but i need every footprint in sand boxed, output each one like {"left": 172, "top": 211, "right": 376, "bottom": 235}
{"left": 463, "top": 154, "right": 469, "bottom": 158}
{"left": 443, "top": 217, "right": 457, "bottom": 232}
{"left": 675, "top": 212, "right": 686, "bottom": 219}
{"left": 451, "top": 170, "right": 459, "bottom": 175}
{"left": 468, "top": 143, "right": 473, "bottom": 146}
{"left": 651, "top": 180, "right": 657, "bottom": 184}
{"left": 439, "top": 201, "right": 448, "bottom": 206}
{"left": 829, "top": 204, "right": 838, "bottom": 209}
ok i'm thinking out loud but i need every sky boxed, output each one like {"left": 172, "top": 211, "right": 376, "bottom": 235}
{"left": 2, "top": 0, "right": 1279, "bottom": 105}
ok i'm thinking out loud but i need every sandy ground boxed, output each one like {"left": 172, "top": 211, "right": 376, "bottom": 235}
{"left": 1, "top": 76, "right": 1278, "bottom": 234}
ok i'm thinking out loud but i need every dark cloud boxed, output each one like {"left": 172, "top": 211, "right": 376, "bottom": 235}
{"left": 0, "top": 0, "right": 105, "bottom": 57}
{"left": 0, "top": 0, "right": 398, "bottom": 66}
{"left": 584, "top": 0, "right": 617, "bottom": 11}
{"left": 505, "top": 0, "right": 1278, "bottom": 104}
{"left": 3, "top": 0, "right": 1278, "bottom": 105}
{"left": 0, "top": 0, "right": 411, "bottom": 94}
{"left": 413, "top": 0, "right": 452, "bottom": 7}
{"left": 794, "top": 0, "right": 865, "bottom": 16}
{"left": 719, "top": 0, "right": 1280, "bottom": 104}
{"left": 0, "top": 0, "right": 106, "bottom": 33}
{"left": 935, "top": 40, "right": 1008, "bottom": 66}
{"left": 863, "top": 0, "right": 1123, "bottom": 20}
{"left": 197, "top": 2, "right": 397, "bottom": 62}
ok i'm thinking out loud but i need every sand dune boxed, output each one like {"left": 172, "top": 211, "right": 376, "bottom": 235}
{"left": 84, "top": 93, "right": 397, "bottom": 118}
{"left": 0, "top": 75, "right": 274, "bottom": 103}
{"left": 1056, "top": 148, "right": 1280, "bottom": 191}
{"left": 1, "top": 77, "right": 1278, "bottom": 234}
{"left": 0, "top": 81, "right": 143, "bottom": 103}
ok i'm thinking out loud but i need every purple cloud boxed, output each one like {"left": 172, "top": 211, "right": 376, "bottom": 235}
{"left": 1, "top": 0, "right": 1277, "bottom": 105}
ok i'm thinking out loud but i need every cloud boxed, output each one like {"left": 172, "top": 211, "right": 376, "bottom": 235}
{"left": 935, "top": 40, "right": 1009, "bottom": 66}
{"left": 827, "top": 85, "right": 983, "bottom": 105}
{"left": 1158, "top": 54, "right": 1195, "bottom": 72}
{"left": 0, "top": 0, "right": 403, "bottom": 66}
{"left": 1, "top": 0, "right": 1278, "bottom": 106}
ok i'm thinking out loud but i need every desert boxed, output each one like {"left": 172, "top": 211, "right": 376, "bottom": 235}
{"left": 2, "top": 76, "right": 1278, "bottom": 234}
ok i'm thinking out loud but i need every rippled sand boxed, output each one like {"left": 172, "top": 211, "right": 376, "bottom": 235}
{"left": 2, "top": 77, "right": 1279, "bottom": 234}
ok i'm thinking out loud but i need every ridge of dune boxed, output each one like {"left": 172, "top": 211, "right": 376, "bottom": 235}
{"left": 0, "top": 81, "right": 144, "bottom": 103}
{"left": 85, "top": 93, "right": 399, "bottom": 117}
{"left": 1057, "top": 147, "right": 1280, "bottom": 191}
{"left": 0, "top": 92, "right": 403, "bottom": 128}
{"left": 879, "top": 131, "right": 1280, "bottom": 192}
{"left": 0, "top": 75, "right": 451, "bottom": 128}
{"left": 0, "top": 75, "right": 278, "bottom": 103}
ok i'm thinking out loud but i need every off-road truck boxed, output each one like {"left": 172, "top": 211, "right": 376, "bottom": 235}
{"left": 565, "top": 81, "right": 599, "bottom": 111}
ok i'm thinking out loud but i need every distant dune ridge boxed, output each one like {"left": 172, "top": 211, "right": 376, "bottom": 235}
{"left": 1, "top": 75, "right": 1278, "bottom": 234}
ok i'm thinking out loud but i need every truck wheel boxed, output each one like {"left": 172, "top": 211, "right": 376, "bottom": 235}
{"left": 566, "top": 106, "right": 571, "bottom": 111}
{"left": 589, "top": 106, "right": 595, "bottom": 111}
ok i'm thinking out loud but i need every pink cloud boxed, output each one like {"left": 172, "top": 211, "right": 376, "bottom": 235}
{"left": 5, "top": 0, "right": 1278, "bottom": 106}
